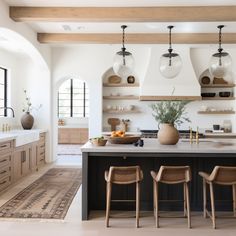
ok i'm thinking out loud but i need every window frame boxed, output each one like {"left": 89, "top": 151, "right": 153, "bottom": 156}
{"left": 58, "top": 79, "right": 88, "bottom": 118}
{"left": 0, "top": 67, "right": 7, "bottom": 117}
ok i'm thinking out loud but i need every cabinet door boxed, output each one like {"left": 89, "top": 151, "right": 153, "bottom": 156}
{"left": 30, "top": 143, "right": 38, "bottom": 171}
{"left": 21, "top": 148, "right": 30, "bottom": 176}
{"left": 79, "top": 129, "right": 88, "bottom": 143}
{"left": 13, "top": 148, "right": 23, "bottom": 181}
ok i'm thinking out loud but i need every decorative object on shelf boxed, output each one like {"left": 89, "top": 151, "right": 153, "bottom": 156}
{"left": 107, "top": 118, "right": 120, "bottom": 131}
{"left": 219, "top": 91, "right": 231, "bottom": 97}
{"left": 150, "top": 101, "right": 190, "bottom": 145}
{"left": 212, "top": 77, "right": 228, "bottom": 84}
{"left": 108, "top": 75, "right": 121, "bottom": 84}
{"left": 223, "top": 120, "right": 232, "bottom": 133}
{"left": 21, "top": 89, "right": 42, "bottom": 130}
{"left": 127, "top": 75, "right": 135, "bottom": 84}
{"left": 58, "top": 119, "right": 65, "bottom": 126}
{"left": 113, "top": 25, "right": 134, "bottom": 78}
{"left": 201, "top": 92, "right": 216, "bottom": 97}
{"left": 121, "top": 119, "right": 130, "bottom": 132}
{"left": 159, "top": 25, "right": 182, "bottom": 79}
{"left": 200, "top": 76, "right": 211, "bottom": 85}
{"left": 209, "top": 25, "right": 232, "bottom": 80}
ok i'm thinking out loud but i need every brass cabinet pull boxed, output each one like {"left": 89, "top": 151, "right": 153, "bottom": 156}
{"left": 0, "top": 159, "right": 7, "bottom": 163}
{"left": 0, "top": 170, "right": 7, "bottom": 175}
{"left": 0, "top": 180, "right": 6, "bottom": 185}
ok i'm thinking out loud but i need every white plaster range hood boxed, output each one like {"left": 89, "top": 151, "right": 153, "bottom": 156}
{"left": 139, "top": 46, "right": 201, "bottom": 101}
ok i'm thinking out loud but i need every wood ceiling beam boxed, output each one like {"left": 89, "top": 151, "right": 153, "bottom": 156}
{"left": 37, "top": 33, "right": 236, "bottom": 44}
{"left": 10, "top": 6, "right": 236, "bottom": 22}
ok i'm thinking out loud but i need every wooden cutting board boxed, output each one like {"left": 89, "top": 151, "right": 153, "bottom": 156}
{"left": 108, "top": 118, "right": 120, "bottom": 131}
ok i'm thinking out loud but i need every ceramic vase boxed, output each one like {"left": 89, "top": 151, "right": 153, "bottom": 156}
{"left": 158, "top": 123, "right": 179, "bottom": 145}
{"left": 21, "top": 112, "right": 34, "bottom": 130}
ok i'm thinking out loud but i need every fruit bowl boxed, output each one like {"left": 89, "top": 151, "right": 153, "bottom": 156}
{"left": 90, "top": 137, "right": 107, "bottom": 146}
{"left": 106, "top": 135, "right": 140, "bottom": 144}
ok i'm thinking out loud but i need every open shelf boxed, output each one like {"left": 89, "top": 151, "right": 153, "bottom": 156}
{"left": 201, "top": 84, "right": 235, "bottom": 88}
{"left": 103, "top": 95, "right": 139, "bottom": 100}
{"left": 103, "top": 109, "right": 140, "bottom": 114}
{"left": 201, "top": 97, "right": 235, "bottom": 100}
{"left": 198, "top": 111, "right": 235, "bottom": 115}
{"left": 103, "top": 83, "right": 139, "bottom": 87}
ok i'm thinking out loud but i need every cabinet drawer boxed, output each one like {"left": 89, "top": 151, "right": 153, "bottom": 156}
{"left": 0, "top": 175, "right": 11, "bottom": 192}
{"left": 0, "top": 165, "right": 11, "bottom": 180}
{"left": 0, "top": 154, "right": 11, "bottom": 168}
{"left": 39, "top": 133, "right": 46, "bottom": 143}
{"left": 0, "top": 141, "right": 13, "bottom": 155}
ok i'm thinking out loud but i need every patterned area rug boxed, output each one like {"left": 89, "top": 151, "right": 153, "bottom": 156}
{"left": 0, "top": 168, "right": 82, "bottom": 219}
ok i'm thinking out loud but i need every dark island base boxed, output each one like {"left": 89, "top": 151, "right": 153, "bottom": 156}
{"left": 82, "top": 152, "right": 236, "bottom": 220}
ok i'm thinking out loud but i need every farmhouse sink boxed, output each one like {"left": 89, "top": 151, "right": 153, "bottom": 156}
{"left": 0, "top": 130, "right": 40, "bottom": 147}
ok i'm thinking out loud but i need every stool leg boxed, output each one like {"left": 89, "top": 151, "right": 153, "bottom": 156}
{"left": 183, "top": 183, "right": 187, "bottom": 217}
{"left": 105, "top": 182, "right": 112, "bottom": 227}
{"left": 185, "top": 182, "right": 191, "bottom": 229}
{"left": 155, "top": 182, "right": 159, "bottom": 228}
{"left": 209, "top": 182, "right": 216, "bottom": 229}
{"left": 136, "top": 181, "right": 140, "bottom": 228}
{"left": 153, "top": 180, "right": 156, "bottom": 217}
{"left": 203, "top": 179, "right": 207, "bottom": 218}
{"left": 233, "top": 184, "right": 236, "bottom": 217}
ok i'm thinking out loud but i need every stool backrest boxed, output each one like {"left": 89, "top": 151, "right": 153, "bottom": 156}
{"left": 157, "top": 166, "right": 191, "bottom": 184}
{"left": 210, "top": 166, "right": 236, "bottom": 185}
{"left": 107, "top": 166, "right": 143, "bottom": 184}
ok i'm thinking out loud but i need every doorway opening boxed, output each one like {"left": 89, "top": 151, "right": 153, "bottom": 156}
{"left": 56, "top": 78, "right": 89, "bottom": 166}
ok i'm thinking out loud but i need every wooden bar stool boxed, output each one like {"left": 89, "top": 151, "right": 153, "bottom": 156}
{"left": 199, "top": 166, "right": 236, "bottom": 229}
{"left": 151, "top": 166, "right": 191, "bottom": 228}
{"left": 104, "top": 166, "right": 143, "bottom": 228}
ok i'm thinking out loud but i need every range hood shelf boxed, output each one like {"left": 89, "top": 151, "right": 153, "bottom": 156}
{"left": 140, "top": 96, "right": 202, "bottom": 101}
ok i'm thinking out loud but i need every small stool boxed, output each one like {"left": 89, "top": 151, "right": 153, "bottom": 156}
{"left": 199, "top": 166, "right": 236, "bottom": 229}
{"left": 151, "top": 166, "right": 191, "bottom": 228}
{"left": 104, "top": 166, "right": 143, "bottom": 228}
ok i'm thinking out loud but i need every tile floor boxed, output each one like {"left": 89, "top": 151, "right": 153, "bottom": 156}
{"left": 0, "top": 155, "right": 236, "bottom": 236}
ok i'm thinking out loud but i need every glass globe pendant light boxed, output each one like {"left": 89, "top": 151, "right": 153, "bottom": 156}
{"left": 209, "top": 25, "right": 232, "bottom": 79}
{"left": 159, "top": 26, "right": 182, "bottom": 79}
{"left": 113, "top": 25, "right": 134, "bottom": 78}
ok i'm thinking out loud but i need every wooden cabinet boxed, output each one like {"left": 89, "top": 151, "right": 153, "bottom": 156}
{"left": 0, "top": 132, "right": 46, "bottom": 193}
{"left": 58, "top": 128, "right": 88, "bottom": 144}
{"left": 13, "top": 144, "right": 31, "bottom": 181}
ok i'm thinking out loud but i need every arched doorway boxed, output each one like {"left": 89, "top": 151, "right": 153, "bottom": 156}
{"left": 56, "top": 78, "right": 89, "bottom": 165}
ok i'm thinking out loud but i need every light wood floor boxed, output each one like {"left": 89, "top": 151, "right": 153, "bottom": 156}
{"left": 0, "top": 156, "right": 235, "bottom": 236}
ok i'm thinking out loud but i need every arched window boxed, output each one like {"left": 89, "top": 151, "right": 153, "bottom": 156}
{"left": 0, "top": 67, "right": 7, "bottom": 117}
{"left": 58, "top": 79, "right": 89, "bottom": 118}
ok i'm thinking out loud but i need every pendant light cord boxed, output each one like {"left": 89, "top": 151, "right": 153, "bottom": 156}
{"left": 168, "top": 26, "right": 174, "bottom": 66}
{"left": 217, "top": 25, "right": 224, "bottom": 66}
{"left": 121, "top": 25, "right": 127, "bottom": 66}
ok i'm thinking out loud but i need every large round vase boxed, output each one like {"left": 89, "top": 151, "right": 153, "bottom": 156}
{"left": 21, "top": 112, "right": 34, "bottom": 130}
{"left": 158, "top": 123, "right": 179, "bottom": 145}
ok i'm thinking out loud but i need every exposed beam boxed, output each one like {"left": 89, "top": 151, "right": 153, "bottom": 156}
{"left": 10, "top": 6, "right": 236, "bottom": 22}
{"left": 37, "top": 33, "right": 236, "bottom": 44}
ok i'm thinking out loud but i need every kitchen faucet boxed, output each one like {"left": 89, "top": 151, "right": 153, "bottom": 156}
{"left": 0, "top": 107, "right": 15, "bottom": 117}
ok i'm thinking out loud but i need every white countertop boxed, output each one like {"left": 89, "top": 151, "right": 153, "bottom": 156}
{"left": 81, "top": 138, "right": 236, "bottom": 153}
{"left": 0, "top": 129, "right": 47, "bottom": 144}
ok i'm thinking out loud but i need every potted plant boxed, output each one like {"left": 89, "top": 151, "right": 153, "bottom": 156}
{"left": 21, "top": 90, "right": 42, "bottom": 130}
{"left": 150, "top": 101, "right": 190, "bottom": 145}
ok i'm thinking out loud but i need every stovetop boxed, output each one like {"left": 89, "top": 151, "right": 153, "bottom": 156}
{"left": 140, "top": 129, "right": 203, "bottom": 139}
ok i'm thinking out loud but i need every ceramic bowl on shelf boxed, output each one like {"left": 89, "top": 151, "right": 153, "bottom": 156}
{"left": 219, "top": 92, "right": 231, "bottom": 97}
{"left": 201, "top": 92, "right": 216, "bottom": 97}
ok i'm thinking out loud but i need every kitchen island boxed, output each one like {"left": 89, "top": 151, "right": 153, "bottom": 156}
{"left": 81, "top": 138, "right": 236, "bottom": 220}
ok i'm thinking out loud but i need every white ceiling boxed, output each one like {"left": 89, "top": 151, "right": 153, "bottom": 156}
{"left": 4, "top": 0, "right": 236, "bottom": 34}
{"left": 5, "top": 0, "right": 236, "bottom": 7}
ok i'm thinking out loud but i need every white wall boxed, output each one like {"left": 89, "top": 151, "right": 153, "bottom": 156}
{"left": 52, "top": 44, "right": 236, "bottom": 142}
{"left": 0, "top": 1, "right": 52, "bottom": 162}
